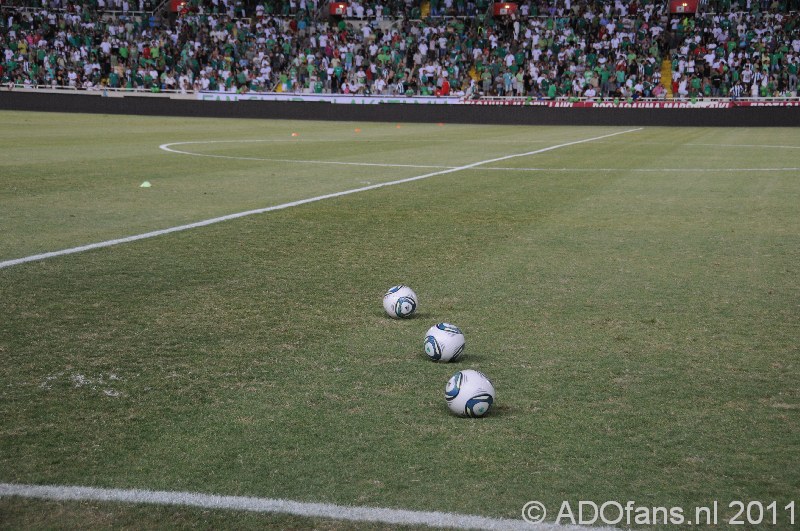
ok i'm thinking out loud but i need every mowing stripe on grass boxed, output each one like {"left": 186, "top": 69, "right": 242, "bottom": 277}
{"left": 0, "top": 128, "right": 641, "bottom": 270}
{"left": 0, "top": 483, "right": 609, "bottom": 531}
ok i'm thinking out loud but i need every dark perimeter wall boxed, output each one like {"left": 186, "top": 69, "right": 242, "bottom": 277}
{"left": 1, "top": 91, "right": 799, "bottom": 127}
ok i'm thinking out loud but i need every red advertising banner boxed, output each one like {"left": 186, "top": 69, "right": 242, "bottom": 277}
{"left": 463, "top": 99, "right": 800, "bottom": 108}
{"left": 669, "top": 0, "right": 699, "bottom": 14}
{"left": 492, "top": 2, "right": 519, "bottom": 16}
{"left": 330, "top": 2, "right": 347, "bottom": 15}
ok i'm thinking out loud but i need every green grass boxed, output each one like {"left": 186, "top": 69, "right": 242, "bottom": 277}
{"left": 1, "top": 112, "right": 799, "bottom": 529}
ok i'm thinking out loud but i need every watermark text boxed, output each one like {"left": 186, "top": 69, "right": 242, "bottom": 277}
{"left": 521, "top": 500, "right": 796, "bottom": 526}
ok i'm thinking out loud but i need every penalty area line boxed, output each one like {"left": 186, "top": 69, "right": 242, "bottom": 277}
{"left": 0, "top": 483, "right": 610, "bottom": 531}
{"left": 0, "top": 128, "right": 641, "bottom": 270}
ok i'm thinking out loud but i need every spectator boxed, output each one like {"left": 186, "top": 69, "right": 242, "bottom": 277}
{"left": 1, "top": 0, "right": 798, "bottom": 99}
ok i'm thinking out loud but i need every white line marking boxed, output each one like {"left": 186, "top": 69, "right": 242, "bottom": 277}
{"left": 693, "top": 143, "right": 800, "bottom": 150}
{"left": 159, "top": 141, "right": 452, "bottom": 170}
{"left": 593, "top": 141, "right": 800, "bottom": 150}
{"left": 1, "top": 128, "right": 641, "bottom": 269}
{"left": 0, "top": 483, "right": 608, "bottom": 531}
{"left": 475, "top": 166, "right": 800, "bottom": 172}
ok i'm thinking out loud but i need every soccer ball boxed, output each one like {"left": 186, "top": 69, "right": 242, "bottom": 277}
{"left": 424, "top": 323, "right": 465, "bottom": 362}
{"left": 444, "top": 369, "right": 495, "bottom": 418}
{"left": 382, "top": 285, "right": 418, "bottom": 319}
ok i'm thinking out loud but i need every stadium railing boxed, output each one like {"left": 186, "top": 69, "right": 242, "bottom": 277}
{"left": 4, "top": 83, "right": 799, "bottom": 105}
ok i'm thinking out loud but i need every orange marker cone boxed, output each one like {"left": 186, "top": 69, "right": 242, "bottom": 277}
{"left": 354, "top": 128, "right": 362, "bottom": 133}
{"left": 291, "top": 132, "right": 299, "bottom": 137}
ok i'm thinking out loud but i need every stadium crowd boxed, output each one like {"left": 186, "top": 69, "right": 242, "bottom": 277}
{"left": 1, "top": 0, "right": 799, "bottom": 99}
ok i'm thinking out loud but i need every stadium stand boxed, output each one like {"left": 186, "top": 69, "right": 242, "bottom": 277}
{"left": 1, "top": 0, "right": 798, "bottom": 100}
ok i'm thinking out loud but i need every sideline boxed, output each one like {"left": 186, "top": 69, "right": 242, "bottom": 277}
{"left": 0, "top": 483, "right": 611, "bottom": 531}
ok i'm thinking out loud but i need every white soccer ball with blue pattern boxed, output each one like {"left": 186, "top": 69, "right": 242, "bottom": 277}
{"left": 445, "top": 369, "right": 495, "bottom": 418}
{"left": 382, "top": 285, "right": 418, "bottom": 319}
{"left": 424, "top": 323, "right": 465, "bottom": 362}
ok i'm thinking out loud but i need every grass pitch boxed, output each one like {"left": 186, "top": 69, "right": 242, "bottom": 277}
{"left": 1, "top": 112, "right": 799, "bottom": 528}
